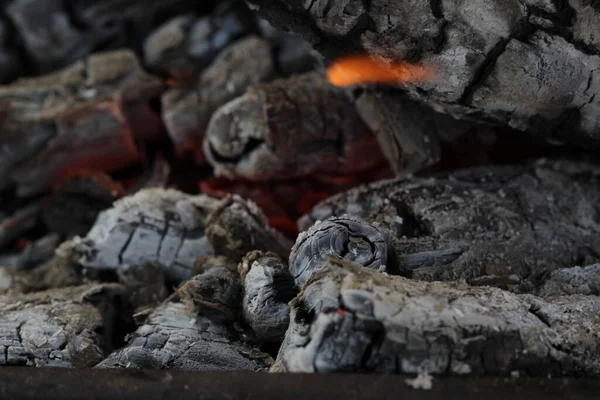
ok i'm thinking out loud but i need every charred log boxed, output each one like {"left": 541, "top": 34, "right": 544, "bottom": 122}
{"left": 274, "top": 257, "right": 600, "bottom": 376}
{"left": 249, "top": 0, "right": 600, "bottom": 150}
{"left": 95, "top": 302, "right": 273, "bottom": 371}
{"left": 299, "top": 159, "right": 600, "bottom": 288}
{"left": 203, "top": 71, "right": 387, "bottom": 181}
{"left": 0, "top": 283, "right": 130, "bottom": 367}
{"left": 73, "top": 188, "right": 220, "bottom": 284}
{"left": 239, "top": 251, "right": 296, "bottom": 341}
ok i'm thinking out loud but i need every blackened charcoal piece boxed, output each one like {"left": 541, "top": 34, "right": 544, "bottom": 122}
{"left": 0, "top": 233, "right": 61, "bottom": 271}
{"left": 0, "top": 204, "right": 40, "bottom": 250}
{"left": 6, "top": 0, "right": 90, "bottom": 73}
{"left": 0, "top": 22, "right": 21, "bottom": 83}
{"left": 95, "top": 302, "right": 273, "bottom": 371}
{"left": 143, "top": 3, "right": 258, "bottom": 76}
{"left": 73, "top": 189, "right": 220, "bottom": 284}
{"left": 299, "top": 159, "right": 600, "bottom": 288}
{"left": 205, "top": 195, "right": 293, "bottom": 262}
{"left": 275, "top": 258, "right": 600, "bottom": 376}
{"left": 117, "top": 262, "right": 169, "bottom": 312}
{"left": 162, "top": 36, "right": 275, "bottom": 159}
{"left": 250, "top": 1, "right": 600, "bottom": 149}
{"left": 42, "top": 173, "right": 124, "bottom": 237}
{"left": 272, "top": 34, "right": 321, "bottom": 77}
{"left": 0, "top": 284, "right": 128, "bottom": 367}
{"left": 239, "top": 251, "right": 296, "bottom": 341}
{"left": 0, "top": 50, "right": 163, "bottom": 196}
{"left": 204, "top": 72, "right": 386, "bottom": 181}
{"left": 179, "top": 256, "right": 241, "bottom": 323}
{"left": 290, "top": 216, "right": 389, "bottom": 288}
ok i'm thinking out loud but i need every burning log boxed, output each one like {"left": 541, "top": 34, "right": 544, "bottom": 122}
{"left": 273, "top": 257, "right": 600, "bottom": 376}
{"left": 0, "top": 50, "right": 163, "bottom": 197}
{"left": 204, "top": 194, "right": 293, "bottom": 262}
{"left": 72, "top": 188, "right": 220, "bottom": 284}
{"left": 249, "top": 1, "right": 600, "bottom": 152}
{"left": 239, "top": 251, "right": 296, "bottom": 341}
{"left": 203, "top": 71, "right": 387, "bottom": 181}
{"left": 95, "top": 302, "right": 273, "bottom": 371}
{"left": 299, "top": 159, "right": 600, "bottom": 288}
{"left": 289, "top": 216, "right": 394, "bottom": 288}
{"left": 0, "top": 283, "right": 130, "bottom": 367}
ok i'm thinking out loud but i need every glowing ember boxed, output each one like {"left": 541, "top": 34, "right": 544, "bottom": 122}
{"left": 326, "top": 54, "right": 435, "bottom": 87}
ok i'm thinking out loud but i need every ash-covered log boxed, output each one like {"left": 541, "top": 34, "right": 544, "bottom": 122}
{"left": 0, "top": 283, "right": 130, "bottom": 367}
{"left": 239, "top": 251, "right": 296, "bottom": 341}
{"left": 0, "top": 50, "right": 163, "bottom": 196}
{"left": 203, "top": 71, "right": 387, "bottom": 181}
{"left": 249, "top": 1, "right": 600, "bottom": 150}
{"left": 95, "top": 302, "right": 273, "bottom": 371}
{"left": 205, "top": 194, "right": 293, "bottom": 262}
{"left": 299, "top": 159, "right": 600, "bottom": 288}
{"left": 274, "top": 257, "right": 600, "bottom": 376}
{"left": 73, "top": 188, "right": 220, "bottom": 284}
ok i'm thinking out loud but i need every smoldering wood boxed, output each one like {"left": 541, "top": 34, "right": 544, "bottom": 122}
{"left": 289, "top": 216, "right": 391, "bottom": 288}
{"left": 204, "top": 194, "right": 293, "bottom": 262}
{"left": 162, "top": 35, "right": 276, "bottom": 159}
{"left": 239, "top": 251, "right": 296, "bottom": 342}
{"left": 537, "top": 264, "right": 600, "bottom": 298}
{"left": 73, "top": 188, "right": 220, "bottom": 284}
{"left": 95, "top": 302, "right": 273, "bottom": 371}
{"left": 0, "top": 50, "right": 163, "bottom": 197}
{"left": 178, "top": 256, "right": 242, "bottom": 323}
{"left": 249, "top": 0, "right": 600, "bottom": 150}
{"left": 116, "top": 261, "right": 169, "bottom": 313}
{"left": 203, "top": 71, "right": 387, "bottom": 181}
{"left": 274, "top": 257, "right": 600, "bottom": 376}
{"left": 0, "top": 283, "right": 129, "bottom": 367}
{"left": 299, "top": 159, "right": 600, "bottom": 288}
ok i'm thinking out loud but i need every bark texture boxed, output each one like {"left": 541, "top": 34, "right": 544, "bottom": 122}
{"left": 299, "top": 159, "right": 600, "bottom": 288}
{"left": 274, "top": 258, "right": 600, "bottom": 376}
{"left": 248, "top": 0, "right": 600, "bottom": 148}
{"left": 95, "top": 302, "right": 273, "bottom": 371}
{"left": 73, "top": 188, "right": 220, "bottom": 284}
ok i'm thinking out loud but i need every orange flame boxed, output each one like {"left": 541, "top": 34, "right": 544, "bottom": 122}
{"left": 326, "top": 55, "right": 435, "bottom": 87}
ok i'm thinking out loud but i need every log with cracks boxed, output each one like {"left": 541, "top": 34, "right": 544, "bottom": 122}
{"left": 248, "top": 0, "right": 600, "bottom": 151}
{"left": 274, "top": 257, "right": 600, "bottom": 376}
{"left": 299, "top": 159, "right": 600, "bottom": 288}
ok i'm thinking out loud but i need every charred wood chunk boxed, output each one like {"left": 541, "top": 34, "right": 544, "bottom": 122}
{"left": 73, "top": 188, "right": 220, "bottom": 284}
{"left": 204, "top": 194, "right": 293, "bottom": 262}
{"left": 537, "top": 264, "right": 600, "bottom": 298}
{"left": 0, "top": 233, "right": 61, "bottom": 271}
{"left": 143, "top": 2, "right": 258, "bottom": 76}
{"left": 290, "top": 216, "right": 391, "bottom": 288}
{"left": 299, "top": 159, "right": 600, "bottom": 287}
{"left": 178, "top": 256, "right": 242, "bottom": 323}
{"left": 204, "top": 71, "right": 386, "bottom": 181}
{"left": 116, "top": 261, "right": 169, "bottom": 313}
{"left": 250, "top": 1, "right": 600, "bottom": 148}
{"left": 239, "top": 251, "right": 296, "bottom": 341}
{"left": 162, "top": 36, "right": 275, "bottom": 159}
{"left": 0, "top": 50, "right": 163, "bottom": 196}
{"left": 0, "top": 284, "right": 128, "bottom": 367}
{"left": 275, "top": 258, "right": 600, "bottom": 376}
{"left": 95, "top": 302, "right": 273, "bottom": 371}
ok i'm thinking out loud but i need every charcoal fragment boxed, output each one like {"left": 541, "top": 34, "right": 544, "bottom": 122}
{"left": 289, "top": 216, "right": 389, "bottom": 288}
{"left": 239, "top": 251, "right": 296, "bottom": 341}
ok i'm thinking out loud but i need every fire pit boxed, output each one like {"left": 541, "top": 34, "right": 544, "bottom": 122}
{"left": 1, "top": 0, "right": 600, "bottom": 396}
